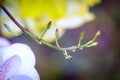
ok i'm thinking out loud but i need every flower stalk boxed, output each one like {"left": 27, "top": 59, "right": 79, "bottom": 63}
{"left": 77, "top": 31, "right": 85, "bottom": 48}
{"left": 40, "top": 21, "right": 51, "bottom": 39}
{"left": 55, "top": 28, "right": 60, "bottom": 47}
{"left": 0, "top": 3, "right": 100, "bottom": 60}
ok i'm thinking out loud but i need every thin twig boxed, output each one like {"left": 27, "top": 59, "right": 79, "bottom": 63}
{"left": 0, "top": 2, "right": 63, "bottom": 51}
{"left": 0, "top": 3, "right": 100, "bottom": 59}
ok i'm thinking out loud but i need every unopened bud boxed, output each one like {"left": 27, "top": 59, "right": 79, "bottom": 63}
{"left": 4, "top": 23, "right": 12, "bottom": 32}
{"left": 55, "top": 28, "right": 59, "bottom": 39}
{"left": 96, "top": 30, "right": 100, "bottom": 36}
{"left": 66, "top": 55, "right": 73, "bottom": 60}
{"left": 92, "top": 42, "right": 98, "bottom": 46}
{"left": 86, "top": 42, "right": 98, "bottom": 47}
{"left": 47, "top": 21, "right": 52, "bottom": 29}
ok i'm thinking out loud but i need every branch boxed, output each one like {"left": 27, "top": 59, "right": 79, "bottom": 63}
{"left": 0, "top": 2, "right": 62, "bottom": 51}
{"left": 0, "top": 3, "right": 100, "bottom": 60}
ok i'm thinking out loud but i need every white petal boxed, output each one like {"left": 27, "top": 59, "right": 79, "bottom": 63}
{"left": 11, "top": 75, "right": 32, "bottom": 80}
{"left": 27, "top": 68, "right": 40, "bottom": 80}
{"left": 0, "top": 37, "right": 11, "bottom": 66}
{"left": 57, "top": 16, "right": 84, "bottom": 29}
{"left": 0, "top": 47, "right": 7, "bottom": 66}
{"left": 0, "top": 55, "right": 21, "bottom": 80}
{"left": 1, "top": 43, "right": 36, "bottom": 75}
{"left": 0, "top": 37, "right": 11, "bottom": 47}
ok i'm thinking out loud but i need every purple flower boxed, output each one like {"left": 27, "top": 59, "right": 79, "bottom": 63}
{"left": 0, "top": 37, "right": 40, "bottom": 80}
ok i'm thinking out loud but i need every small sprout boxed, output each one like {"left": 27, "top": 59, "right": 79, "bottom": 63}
{"left": 97, "top": 30, "right": 100, "bottom": 36}
{"left": 79, "top": 31, "right": 100, "bottom": 50}
{"left": 63, "top": 50, "right": 73, "bottom": 60}
{"left": 91, "top": 42, "right": 98, "bottom": 46}
{"left": 55, "top": 28, "right": 60, "bottom": 47}
{"left": 91, "top": 30, "right": 100, "bottom": 42}
{"left": 55, "top": 28, "right": 59, "bottom": 39}
{"left": 47, "top": 21, "right": 52, "bottom": 29}
{"left": 4, "top": 23, "right": 13, "bottom": 32}
{"left": 3, "top": 23, "right": 23, "bottom": 35}
{"left": 77, "top": 31, "right": 85, "bottom": 48}
{"left": 40, "top": 21, "right": 52, "bottom": 39}
{"left": 86, "top": 42, "right": 98, "bottom": 47}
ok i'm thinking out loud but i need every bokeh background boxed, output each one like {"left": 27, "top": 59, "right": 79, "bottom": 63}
{"left": 0, "top": 0, "right": 120, "bottom": 80}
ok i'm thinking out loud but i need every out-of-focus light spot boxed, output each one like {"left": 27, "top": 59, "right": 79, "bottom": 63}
{"left": 57, "top": 16, "right": 84, "bottom": 29}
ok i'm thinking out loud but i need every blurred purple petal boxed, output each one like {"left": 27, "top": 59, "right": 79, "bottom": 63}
{"left": 0, "top": 55, "right": 21, "bottom": 80}
{"left": 27, "top": 68, "right": 40, "bottom": 80}
{"left": 0, "top": 37, "right": 11, "bottom": 48}
{"left": 2, "top": 43, "right": 36, "bottom": 75}
{"left": 11, "top": 75, "right": 32, "bottom": 80}
{"left": 0, "top": 37, "right": 11, "bottom": 64}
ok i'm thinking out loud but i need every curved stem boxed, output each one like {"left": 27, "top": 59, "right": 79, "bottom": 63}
{"left": 0, "top": 3, "right": 100, "bottom": 60}
{"left": 0, "top": 2, "right": 63, "bottom": 51}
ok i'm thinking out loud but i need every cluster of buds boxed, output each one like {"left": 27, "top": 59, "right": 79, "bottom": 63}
{"left": 0, "top": 3, "right": 100, "bottom": 60}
